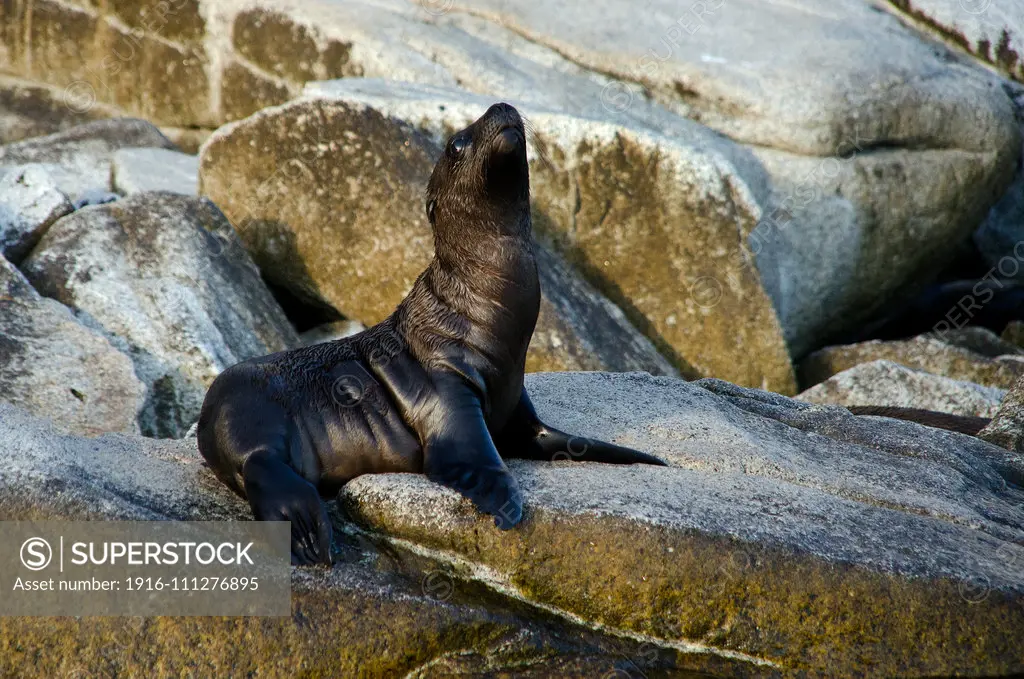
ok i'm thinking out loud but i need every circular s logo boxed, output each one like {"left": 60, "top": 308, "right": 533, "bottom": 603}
{"left": 20, "top": 537, "right": 53, "bottom": 571}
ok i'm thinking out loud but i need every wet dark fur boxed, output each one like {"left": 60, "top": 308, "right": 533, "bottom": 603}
{"left": 196, "top": 103, "right": 664, "bottom": 565}
{"left": 848, "top": 405, "right": 990, "bottom": 436}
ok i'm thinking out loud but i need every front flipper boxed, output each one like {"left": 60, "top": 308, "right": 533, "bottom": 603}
{"left": 420, "top": 375, "right": 523, "bottom": 529}
{"left": 496, "top": 391, "right": 666, "bottom": 466}
{"left": 242, "top": 451, "right": 333, "bottom": 566}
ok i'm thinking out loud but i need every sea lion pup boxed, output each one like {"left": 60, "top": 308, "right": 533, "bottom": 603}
{"left": 197, "top": 103, "right": 665, "bottom": 566}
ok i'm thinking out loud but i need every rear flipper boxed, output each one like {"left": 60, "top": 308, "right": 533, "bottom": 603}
{"left": 243, "top": 451, "right": 333, "bottom": 567}
{"left": 496, "top": 391, "right": 666, "bottom": 466}
{"left": 533, "top": 428, "right": 667, "bottom": 465}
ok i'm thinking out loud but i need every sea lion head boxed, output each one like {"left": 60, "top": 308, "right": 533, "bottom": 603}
{"left": 425, "top": 103, "right": 530, "bottom": 241}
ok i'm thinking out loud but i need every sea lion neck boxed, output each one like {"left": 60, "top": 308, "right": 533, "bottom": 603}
{"left": 400, "top": 102, "right": 539, "bottom": 371}
{"left": 396, "top": 227, "right": 540, "bottom": 375}
{"left": 432, "top": 227, "right": 537, "bottom": 293}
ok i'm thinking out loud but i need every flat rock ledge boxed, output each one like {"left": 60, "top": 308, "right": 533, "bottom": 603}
{"left": 0, "top": 403, "right": 761, "bottom": 679}
{"left": 341, "top": 372, "right": 1024, "bottom": 678}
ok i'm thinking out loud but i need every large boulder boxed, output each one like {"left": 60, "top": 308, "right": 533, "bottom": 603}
{"left": 0, "top": 402, "right": 748, "bottom": 678}
{"left": 198, "top": 96, "right": 679, "bottom": 377}
{"left": 800, "top": 334, "right": 1024, "bottom": 391}
{"left": 0, "top": 118, "right": 176, "bottom": 203}
{"left": 342, "top": 371, "right": 1024, "bottom": 678}
{"left": 797, "top": 359, "right": 1005, "bottom": 417}
{"left": 0, "top": 164, "right": 72, "bottom": 263}
{"left": 0, "top": 256, "right": 144, "bottom": 435}
{"left": 20, "top": 192, "right": 299, "bottom": 438}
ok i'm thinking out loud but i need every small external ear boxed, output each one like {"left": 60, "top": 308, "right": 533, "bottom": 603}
{"left": 427, "top": 199, "right": 437, "bottom": 225}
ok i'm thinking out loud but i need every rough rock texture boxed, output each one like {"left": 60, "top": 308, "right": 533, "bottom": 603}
{"left": 159, "top": 127, "right": 212, "bottom": 156}
{"left": 936, "top": 326, "right": 1024, "bottom": 358}
{"left": 8, "top": 0, "right": 212, "bottom": 126}
{"left": 20, "top": 192, "right": 298, "bottom": 438}
{"left": 972, "top": 84, "right": 1024, "bottom": 284}
{"left": 0, "top": 164, "right": 72, "bottom": 263}
{"left": 111, "top": 148, "right": 199, "bottom": 196}
{"left": 342, "top": 371, "right": 1024, "bottom": 678}
{"left": 199, "top": 97, "right": 678, "bottom": 377}
{"left": 800, "top": 334, "right": 1024, "bottom": 391}
{"left": 886, "top": 0, "right": 1024, "bottom": 81}
{"left": 0, "top": 402, "right": 754, "bottom": 679}
{"left": 0, "top": 256, "right": 144, "bottom": 436}
{"left": 797, "top": 359, "right": 1005, "bottom": 418}
{"left": 980, "top": 373, "right": 1024, "bottom": 452}
{"left": 0, "top": 119, "right": 176, "bottom": 203}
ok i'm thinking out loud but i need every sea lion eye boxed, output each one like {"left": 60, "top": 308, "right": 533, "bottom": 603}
{"left": 427, "top": 199, "right": 437, "bottom": 225}
{"left": 448, "top": 134, "right": 468, "bottom": 157}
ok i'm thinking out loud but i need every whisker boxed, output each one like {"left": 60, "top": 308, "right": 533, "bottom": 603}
{"left": 522, "top": 117, "right": 557, "bottom": 175}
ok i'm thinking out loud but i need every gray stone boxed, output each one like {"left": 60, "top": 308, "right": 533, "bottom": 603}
{"left": 0, "top": 164, "right": 72, "bottom": 263}
{"left": 1004, "top": 319, "right": 1024, "bottom": 348}
{"left": 974, "top": 165, "right": 1024, "bottom": 278}
{"left": 0, "top": 118, "right": 176, "bottom": 203}
{"left": 112, "top": 147, "right": 200, "bottom": 196}
{"left": 341, "top": 371, "right": 1024, "bottom": 677}
{"left": 0, "top": 401, "right": 747, "bottom": 678}
{"left": 800, "top": 334, "right": 1024, "bottom": 391}
{"left": 438, "top": 0, "right": 1016, "bottom": 152}
{"left": 20, "top": 192, "right": 299, "bottom": 438}
{"left": 797, "top": 359, "right": 1005, "bottom": 417}
{"left": 532, "top": 245, "right": 680, "bottom": 375}
{"left": 0, "top": 256, "right": 144, "bottom": 436}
